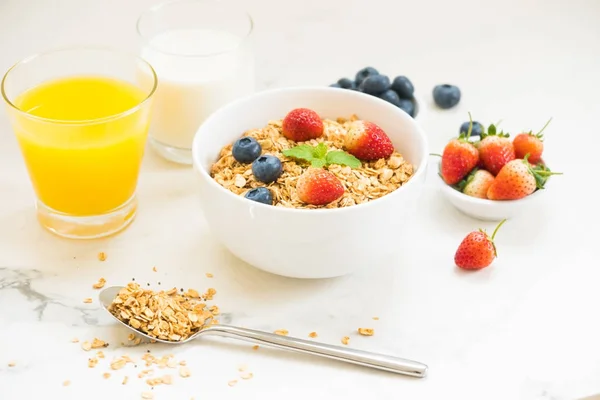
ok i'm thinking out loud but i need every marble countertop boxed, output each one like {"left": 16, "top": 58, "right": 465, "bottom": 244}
{"left": 0, "top": 0, "right": 599, "bottom": 399}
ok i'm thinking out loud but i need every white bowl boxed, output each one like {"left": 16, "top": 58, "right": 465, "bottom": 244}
{"left": 192, "top": 87, "right": 429, "bottom": 279}
{"left": 435, "top": 159, "right": 548, "bottom": 221}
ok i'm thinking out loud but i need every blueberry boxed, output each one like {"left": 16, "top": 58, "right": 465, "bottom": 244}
{"left": 378, "top": 89, "right": 401, "bottom": 106}
{"left": 232, "top": 137, "right": 262, "bottom": 163}
{"left": 244, "top": 187, "right": 273, "bottom": 205}
{"left": 459, "top": 121, "right": 484, "bottom": 137}
{"left": 359, "top": 74, "right": 391, "bottom": 95}
{"left": 251, "top": 155, "right": 282, "bottom": 183}
{"left": 433, "top": 84, "right": 461, "bottom": 109}
{"left": 391, "top": 76, "right": 414, "bottom": 99}
{"left": 337, "top": 78, "right": 357, "bottom": 89}
{"left": 397, "top": 98, "right": 416, "bottom": 117}
{"left": 355, "top": 67, "right": 379, "bottom": 85}
{"left": 330, "top": 83, "right": 341, "bottom": 88}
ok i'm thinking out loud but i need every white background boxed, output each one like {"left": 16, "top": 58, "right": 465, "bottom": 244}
{"left": 0, "top": 0, "right": 598, "bottom": 399}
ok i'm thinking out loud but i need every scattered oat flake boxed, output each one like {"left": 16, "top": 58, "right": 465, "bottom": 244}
{"left": 152, "top": 266, "right": 157, "bottom": 272}
{"left": 228, "top": 380, "right": 238, "bottom": 387}
{"left": 97, "top": 252, "right": 107, "bottom": 261}
{"left": 179, "top": 366, "right": 191, "bottom": 378}
{"left": 103, "top": 372, "right": 111, "bottom": 379}
{"left": 133, "top": 337, "right": 142, "bottom": 346}
{"left": 309, "top": 332, "right": 318, "bottom": 338}
{"left": 205, "top": 273, "right": 213, "bottom": 278}
{"left": 88, "top": 358, "right": 98, "bottom": 368}
{"left": 71, "top": 338, "right": 79, "bottom": 343}
{"left": 96, "top": 351, "right": 105, "bottom": 359}
{"left": 128, "top": 333, "right": 136, "bottom": 341}
{"left": 8, "top": 361, "right": 16, "bottom": 367}
{"left": 252, "top": 345, "right": 259, "bottom": 350}
{"left": 141, "top": 392, "right": 154, "bottom": 399}
{"left": 373, "top": 317, "right": 380, "bottom": 320}
{"left": 122, "top": 376, "right": 129, "bottom": 385}
{"left": 83, "top": 298, "right": 92, "bottom": 304}
{"left": 91, "top": 338, "right": 108, "bottom": 348}
{"left": 341, "top": 336, "right": 350, "bottom": 345}
{"left": 274, "top": 329, "right": 289, "bottom": 336}
{"left": 179, "top": 360, "right": 187, "bottom": 366}
{"left": 63, "top": 380, "right": 71, "bottom": 387}
{"left": 111, "top": 358, "right": 127, "bottom": 370}
{"left": 240, "top": 372, "right": 253, "bottom": 380}
{"left": 238, "top": 364, "right": 247, "bottom": 372}
{"left": 92, "top": 277, "right": 106, "bottom": 289}
{"left": 81, "top": 341, "right": 92, "bottom": 351}
{"left": 358, "top": 328, "right": 374, "bottom": 336}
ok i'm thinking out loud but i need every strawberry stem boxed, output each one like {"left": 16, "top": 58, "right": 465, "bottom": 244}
{"left": 429, "top": 153, "right": 442, "bottom": 157}
{"left": 535, "top": 117, "right": 553, "bottom": 138}
{"left": 495, "top": 119, "right": 503, "bottom": 127}
{"left": 491, "top": 219, "right": 507, "bottom": 241}
{"left": 467, "top": 112, "right": 473, "bottom": 138}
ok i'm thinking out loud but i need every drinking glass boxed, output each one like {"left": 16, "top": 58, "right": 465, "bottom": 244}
{"left": 137, "top": 0, "right": 255, "bottom": 165}
{"left": 1, "top": 46, "right": 157, "bottom": 239}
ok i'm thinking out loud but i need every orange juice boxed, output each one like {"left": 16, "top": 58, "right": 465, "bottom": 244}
{"left": 12, "top": 75, "right": 151, "bottom": 216}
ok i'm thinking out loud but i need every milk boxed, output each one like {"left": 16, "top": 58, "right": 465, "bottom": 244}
{"left": 141, "top": 28, "right": 254, "bottom": 162}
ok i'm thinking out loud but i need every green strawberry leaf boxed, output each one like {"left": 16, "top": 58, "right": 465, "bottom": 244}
{"left": 282, "top": 145, "right": 316, "bottom": 163}
{"left": 313, "top": 142, "right": 328, "bottom": 159}
{"left": 311, "top": 158, "right": 327, "bottom": 168}
{"left": 325, "top": 151, "right": 361, "bottom": 168}
{"left": 487, "top": 124, "right": 497, "bottom": 136}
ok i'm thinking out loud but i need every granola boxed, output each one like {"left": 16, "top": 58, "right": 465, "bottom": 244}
{"left": 210, "top": 116, "right": 414, "bottom": 209}
{"left": 107, "top": 282, "right": 217, "bottom": 342}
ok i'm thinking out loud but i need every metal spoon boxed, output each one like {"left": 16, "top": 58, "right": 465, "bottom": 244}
{"left": 99, "top": 286, "right": 428, "bottom": 378}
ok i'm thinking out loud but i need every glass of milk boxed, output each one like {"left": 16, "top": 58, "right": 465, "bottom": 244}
{"left": 137, "top": 0, "right": 255, "bottom": 164}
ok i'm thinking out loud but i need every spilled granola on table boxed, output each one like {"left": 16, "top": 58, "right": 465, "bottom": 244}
{"left": 210, "top": 115, "right": 414, "bottom": 209}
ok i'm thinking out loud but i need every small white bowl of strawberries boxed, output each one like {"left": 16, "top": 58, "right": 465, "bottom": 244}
{"left": 436, "top": 116, "right": 561, "bottom": 221}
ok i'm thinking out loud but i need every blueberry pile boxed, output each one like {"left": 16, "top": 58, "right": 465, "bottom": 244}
{"left": 231, "top": 137, "right": 282, "bottom": 205}
{"left": 330, "top": 67, "right": 418, "bottom": 118}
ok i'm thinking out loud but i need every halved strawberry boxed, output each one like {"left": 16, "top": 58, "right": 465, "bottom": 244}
{"left": 344, "top": 120, "right": 394, "bottom": 161}
{"left": 296, "top": 168, "right": 345, "bottom": 205}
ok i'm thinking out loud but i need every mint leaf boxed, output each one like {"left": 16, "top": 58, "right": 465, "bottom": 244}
{"left": 311, "top": 158, "right": 327, "bottom": 168}
{"left": 325, "top": 151, "right": 361, "bottom": 168}
{"left": 282, "top": 145, "right": 316, "bottom": 163}
{"left": 313, "top": 142, "right": 328, "bottom": 159}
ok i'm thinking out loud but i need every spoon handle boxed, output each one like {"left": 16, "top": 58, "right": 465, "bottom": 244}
{"left": 200, "top": 325, "right": 427, "bottom": 378}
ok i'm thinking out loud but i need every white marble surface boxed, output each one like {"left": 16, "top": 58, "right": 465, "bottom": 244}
{"left": 0, "top": 0, "right": 599, "bottom": 399}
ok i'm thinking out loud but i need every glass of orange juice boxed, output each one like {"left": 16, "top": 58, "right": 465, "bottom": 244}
{"left": 1, "top": 47, "right": 157, "bottom": 239}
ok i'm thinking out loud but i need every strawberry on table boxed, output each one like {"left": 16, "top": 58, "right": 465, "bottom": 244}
{"left": 513, "top": 118, "right": 551, "bottom": 164}
{"left": 455, "top": 219, "right": 506, "bottom": 270}
{"left": 478, "top": 124, "right": 515, "bottom": 176}
{"left": 344, "top": 120, "right": 394, "bottom": 161}
{"left": 486, "top": 155, "right": 560, "bottom": 200}
{"left": 296, "top": 168, "right": 345, "bottom": 206}
{"left": 460, "top": 168, "right": 495, "bottom": 199}
{"left": 282, "top": 108, "right": 324, "bottom": 142}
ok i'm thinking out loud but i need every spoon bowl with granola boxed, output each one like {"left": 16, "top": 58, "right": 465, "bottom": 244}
{"left": 192, "top": 86, "right": 429, "bottom": 278}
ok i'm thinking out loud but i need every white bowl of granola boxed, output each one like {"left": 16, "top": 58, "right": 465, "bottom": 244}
{"left": 192, "top": 86, "right": 429, "bottom": 279}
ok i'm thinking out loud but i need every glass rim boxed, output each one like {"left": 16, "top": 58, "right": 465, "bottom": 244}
{"left": 1, "top": 45, "right": 158, "bottom": 126}
{"left": 136, "top": 0, "right": 254, "bottom": 58}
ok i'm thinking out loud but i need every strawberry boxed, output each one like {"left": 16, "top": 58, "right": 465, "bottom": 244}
{"left": 282, "top": 108, "right": 324, "bottom": 142}
{"left": 440, "top": 133, "right": 479, "bottom": 185}
{"left": 454, "top": 219, "right": 506, "bottom": 270}
{"left": 458, "top": 168, "right": 495, "bottom": 199}
{"left": 344, "top": 120, "right": 394, "bottom": 161}
{"left": 478, "top": 124, "right": 515, "bottom": 176}
{"left": 296, "top": 168, "right": 345, "bottom": 205}
{"left": 486, "top": 155, "right": 559, "bottom": 200}
{"left": 512, "top": 118, "right": 551, "bottom": 164}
